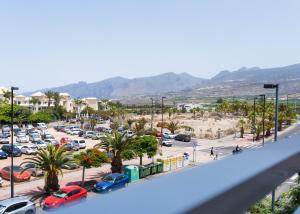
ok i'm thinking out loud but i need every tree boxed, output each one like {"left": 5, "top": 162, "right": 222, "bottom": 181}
{"left": 133, "top": 135, "right": 158, "bottom": 165}
{"left": 126, "top": 119, "right": 135, "bottom": 130}
{"left": 2, "top": 90, "right": 11, "bottom": 102}
{"left": 98, "top": 132, "right": 135, "bottom": 173}
{"left": 45, "top": 91, "right": 54, "bottom": 108}
{"left": 29, "top": 110, "right": 52, "bottom": 123}
{"left": 21, "top": 145, "right": 73, "bottom": 193}
{"left": 74, "top": 148, "right": 109, "bottom": 186}
{"left": 110, "top": 121, "right": 120, "bottom": 132}
{"left": 90, "top": 118, "right": 97, "bottom": 130}
{"left": 239, "top": 118, "right": 246, "bottom": 138}
{"left": 167, "top": 121, "right": 180, "bottom": 134}
{"left": 133, "top": 118, "right": 147, "bottom": 135}
{"left": 74, "top": 99, "right": 84, "bottom": 117}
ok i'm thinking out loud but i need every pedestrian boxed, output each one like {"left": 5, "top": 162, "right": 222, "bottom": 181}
{"left": 214, "top": 152, "right": 218, "bottom": 160}
{"left": 210, "top": 147, "right": 214, "bottom": 157}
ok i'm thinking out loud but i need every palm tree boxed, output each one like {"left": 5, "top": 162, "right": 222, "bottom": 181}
{"left": 21, "top": 145, "right": 73, "bottom": 193}
{"left": 98, "top": 132, "right": 134, "bottom": 173}
{"left": 126, "top": 119, "right": 135, "bottom": 130}
{"left": 239, "top": 118, "right": 246, "bottom": 138}
{"left": 44, "top": 91, "right": 54, "bottom": 108}
{"left": 133, "top": 118, "right": 147, "bottom": 135}
{"left": 52, "top": 92, "right": 61, "bottom": 109}
{"left": 30, "top": 97, "right": 40, "bottom": 112}
{"left": 167, "top": 121, "right": 180, "bottom": 134}
{"left": 74, "top": 99, "right": 83, "bottom": 117}
{"left": 2, "top": 90, "right": 11, "bottom": 102}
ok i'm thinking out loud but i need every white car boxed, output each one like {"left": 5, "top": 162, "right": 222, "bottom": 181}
{"left": 72, "top": 139, "right": 86, "bottom": 149}
{"left": 34, "top": 140, "right": 47, "bottom": 150}
{"left": 163, "top": 132, "right": 177, "bottom": 139}
{"left": 70, "top": 128, "right": 81, "bottom": 135}
{"left": 21, "top": 144, "right": 38, "bottom": 155}
{"left": 126, "top": 131, "right": 134, "bottom": 137}
{"left": 161, "top": 139, "right": 173, "bottom": 147}
{"left": 14, "top": 142, "right": 24, "bottom": 150}
{"left": 16, "top": 135, "right": 29, "bottom": 143}
{"left": 37, "top": 122, "right": 47, "bottom": 130}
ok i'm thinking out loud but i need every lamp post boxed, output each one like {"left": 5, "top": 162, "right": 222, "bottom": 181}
{"left": 264, "top": 83, "right": 279, "bottom": 214}
{"left": 161, "top": 97, "right": 166, "bottom": 137}
{"left": 259, "top": 94, "right": 266, "bottom": 146}
{"left": 10, "top": 86, "right": 19, "bottom": 198}
{"left": 150, "top": 98, "right": 154, "bottom": 131}
{"left": 253, "top": 97, "right": 257, "bottom": 142}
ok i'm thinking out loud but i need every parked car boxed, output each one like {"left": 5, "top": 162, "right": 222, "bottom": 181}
{"left": 91, "top": 132, "right": 105, "bottom": 140}
{"left": 0, "top": 196, "right": 36, "bottom": 214}
{"left": 13, "top": 142, "right": 23, "bottom": 150}
{"left": 33, "top": 140, "right": 47, "bottom": 150}
{"left": 0, "top": 150, "right": 8, "bottom": 159}
{"left": 1, "top": 145, "right": 22, "bottom": 157}
{"left": 54, "top": 125, "right": 65, "bottom": 132}
{"left": 16, "top": 135, "right": 29, "bottom": 143}
{"left": 43, "top": 185, "right": 87, "bottom": 210}
{"left": 163, "top": 132, "right": 177, "bottom": 139}
{"left": 0, "top": 166, "right": 31, "bottom": 182}
{"left": 21, "top": 163, "right": 44, "bottom": 177}
{"left": 175, "top": 134, "right": 191, "bottom": 142}
{"left": 78, "top": 130, "right": 85, "bottom": 137}
{"left": 94, "top": 173, "right": 129, "bottom": 193}
{"left": 1, "top": 131, "right": 10, "bottom": 138}
{"left": 60, "top": 137, "right": 72, "bottom": 145}
{"left": 83, "top": 131, "right": 96, "bottom": 139}
{"left": 36, "top": 123, "right": 47, "bottom": 130}
{"left": 72, "top": 140, "right": 86, "bottom": 149}
{"left": 161, "top": 139, "right": 173, "bottom": 147}
{"left": 1, "top": 125, "right": 10, "bottom": 133}
{"left": 0, "top": 134, "right": 9, "bottom": 144}
{"left": 62, "top": 162, "right": 80, "bottom": 170}
{"left": 126, "top": 131, "right": 134, "bottom": 137}
{"left": 29, "top": 133, "right": 42, "bottom": 142}
{"left": 42, "top": 134, "right": 54, "bottom": 141}
{"left": 70, "top": 128, "right": 81, "bottom": 135}
{"left": 21, "top": 145, "right": 38, "bottom": 155}
{"left": 44, "top": 139, "right": 59, "bottom": 148}
{"left": 62, "top": 143, "right": 79, "bottom": 151}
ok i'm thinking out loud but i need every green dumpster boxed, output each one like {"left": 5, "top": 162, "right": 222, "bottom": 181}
{"left": 146, "top": 163, "right": 157, "bottom": 175}
{"left": 139, "top": 165, "right": 151, "bottom": 178}
{"left": 123, "top": 165, "right": 139, "bottom": 182}
{"left": 156, "top": 162, "right": 163, "bottom": 173}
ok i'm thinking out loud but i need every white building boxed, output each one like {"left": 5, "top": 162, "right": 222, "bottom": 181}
{"left": 177, "top": 103, "right": 203, "bottom": 112}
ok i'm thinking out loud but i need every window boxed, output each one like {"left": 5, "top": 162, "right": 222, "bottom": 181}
{"left": 68, "top": 189, "right": 80, "bottom": 197}
{"left": 4, "top": 202, "right": 27, "bottom": 212}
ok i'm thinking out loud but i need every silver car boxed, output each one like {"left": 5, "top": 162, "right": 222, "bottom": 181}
{"left": 0, "top": 196, "right": 36, "bottom": 214}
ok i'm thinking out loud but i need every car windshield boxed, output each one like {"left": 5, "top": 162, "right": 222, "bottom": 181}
{"left": 53, "top": 190, "right": 67, "bottom": 198}
{"left": 37, "top": 141, "right": 44, "bottom": 145}
{"left": 103, "top": 175, "right": 115, "bottom": 183}
{"left": 12, "top": 166, "right": 23, "bottom": 172}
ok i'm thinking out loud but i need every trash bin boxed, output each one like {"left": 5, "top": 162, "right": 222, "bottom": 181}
{"left": 157, "top": 158, "right": 171, "bottom": 172}
{"left": 170, "top": 156, "right": 177, "bottom": 170}
{"left": 156, "top": 162, "right": 163, "bottom": 173}
{"left": 183, "top": 152, "right": 190, "bottom": 166}
{"left": 139, "top": 165, "right": 151, "bottom": 179}
{"left": 123, "top": 165, "right": 139, "bottom": 182}
{"left": 146, "top": 163, "right": 157, "bottom": 175}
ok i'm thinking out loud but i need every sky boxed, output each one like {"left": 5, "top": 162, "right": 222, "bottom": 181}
{"left": 0, "top": 0, "right": 300, "bottom": 92}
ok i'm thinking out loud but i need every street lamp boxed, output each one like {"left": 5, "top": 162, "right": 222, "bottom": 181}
{"left": 150, "top": 98, "right": 154, "bottom": 131}
{"left": 264, "top": 83, "right": 279, "bottom": 214}
{"left": 161, "top": 97, "right": 166, "bottom": 136}
{"left": 10, "top": 86, "right": 19, "bottom": 198}
{"left": 259, "top": 94, "right": 266, "bottom": 146}
{"left": 252, "top": 97, "right": 257, "bottom": 142}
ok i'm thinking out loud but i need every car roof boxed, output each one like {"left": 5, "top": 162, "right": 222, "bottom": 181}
{"left": 0, "top": 197, "right": 31, "bottom": 207}
{"left": 61, "top": 185, "right": 82, "bottom": 192}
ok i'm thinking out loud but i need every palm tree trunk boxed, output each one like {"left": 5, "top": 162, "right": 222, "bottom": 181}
{"left": 111, "top": 152, "right": 122, "bottom": 173}
{"left": 45, "top": 171, "right": 59, "bottom": 194}
{"left": 81, "top": 166, "right": 85, "bottom": 187}
{"left": 240, "top": 127, "right": 244, "bottom": 138}
{"left": 139, "top": 156, "right": 143, "bottom": 166}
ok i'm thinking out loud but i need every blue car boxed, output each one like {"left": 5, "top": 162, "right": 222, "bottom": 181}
{"left": 94, "top": 173, "right": 129, "bottom": 193}
{"left": 0, "top": 149, "right": 8, "bottom": 159}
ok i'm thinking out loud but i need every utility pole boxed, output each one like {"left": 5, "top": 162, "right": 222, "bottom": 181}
{"left": 150, "top": 98, "right": 154, "bottom": 131}
{"left": 161, "top": 97, "right": 166, "bottom": 136}
{"left": 10, "top": 86, "right": 19, "bottom": 198}
{"left": 260, "top": 94, "right": 266, "bottom": 146}
{"left": 253, "top": 97, "right": 257, "bottom": 142}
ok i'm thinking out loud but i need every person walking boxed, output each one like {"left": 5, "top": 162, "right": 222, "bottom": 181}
{"left": 210, "top": 147, "right": 214, "bottom": 157}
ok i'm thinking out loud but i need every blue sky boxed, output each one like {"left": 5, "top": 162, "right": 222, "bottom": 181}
{"left": 1, "top": 0, "right": 300, "bottom": 92}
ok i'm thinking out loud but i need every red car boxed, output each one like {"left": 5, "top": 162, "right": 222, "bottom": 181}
{"left": 43, "top": 185, "right": 87, "bottom": 209}
{"left": 0, "top": 166, "right": 31, "bottom": 182}
{"left": 60, "top": 137, "right": 72, "bottom": 145}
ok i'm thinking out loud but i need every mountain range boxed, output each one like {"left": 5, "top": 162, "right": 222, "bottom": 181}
{"left": 25, "top": 63, "right": 300, "bottom": 101}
